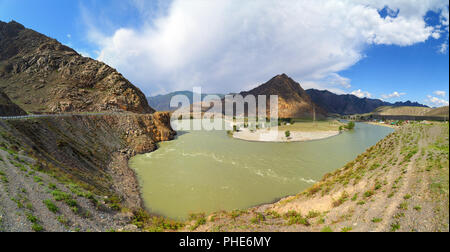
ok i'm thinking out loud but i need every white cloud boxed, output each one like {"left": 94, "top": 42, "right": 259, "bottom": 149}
{"left": 434, "top": 90, "right": 447, "bottom": 97}
{"left": 84, "top": 0, "right": 449, "bottom": 94}
{"left": 351, "top": 89, "right": 373, "bottom": 99}
{"left": 440, "top": 7, "right": 449, "bottom": 53}
{"left": 425, "top": 95, "right": 449, "bottom": 107}
{"left": 75, "top": 49, "right": 92, "bottom": 58}
{"left": 323, "top": 73, "right": 352, "bottom": 89}
{"left": 381, "top": 91, "right": 407, "bottom": 99}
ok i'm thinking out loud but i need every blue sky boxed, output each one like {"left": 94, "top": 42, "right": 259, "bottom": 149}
{"left": 1, "top": 0, "right": 449, "bottom": 107}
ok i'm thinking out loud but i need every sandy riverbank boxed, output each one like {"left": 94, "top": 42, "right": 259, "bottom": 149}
{"left": 364, "top": 122, "right": 398, "bottom": 129}
{"left": 233, "top": 128, "right": 340, "bottom": 142}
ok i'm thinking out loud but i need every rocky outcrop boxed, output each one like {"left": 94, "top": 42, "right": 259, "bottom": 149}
{"left": 0, "top": 91, "right": 27, "bottom": 116}
{"left": 0, "top": 20, "right": 153, "bottom": 114}
{"left": 240, "top": 74, "right": 327, "bottom": 119}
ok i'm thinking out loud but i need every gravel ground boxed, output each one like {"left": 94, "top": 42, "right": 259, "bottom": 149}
{"left": 0, "top": 149, "right": 134, "bottom": 232}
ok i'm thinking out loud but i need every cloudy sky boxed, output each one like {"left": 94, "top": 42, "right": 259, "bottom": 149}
{"left": 1, "top": 0, "right": 449, "bottom": 107}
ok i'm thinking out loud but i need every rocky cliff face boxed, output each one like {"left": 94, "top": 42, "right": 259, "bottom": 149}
{"left": 0, "top": 21, "right": 153, "bottom": 114}
{"left": 0, "top": 91, "right": 27, "bottom": 116}
{"left": 240, "top": 74, "right": 327, "bottom": 119}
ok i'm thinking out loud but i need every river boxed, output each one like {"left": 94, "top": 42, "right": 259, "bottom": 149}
{"left": 129, "top": 121, "right": 394, "bottom": 220}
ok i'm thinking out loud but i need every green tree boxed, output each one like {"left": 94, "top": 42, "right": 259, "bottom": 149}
{"left": 285, "top": 131, "right": 291, "bottom": 138}
{"left": 346, "top": 121, "right": 355, "bottom": 130}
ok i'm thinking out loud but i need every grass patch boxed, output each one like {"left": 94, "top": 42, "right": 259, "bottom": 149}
{"left": 250, "top": 213, "right": 266, "bottom": 224}
{"left": 43, "top": 199, "right": 58, "bottom": 213}
{"left": 284, "top": 211, "right": 310, "bottom": 226}
{"left": 31, "top": 223, "right": 44, "bottom": 232}
{"left": 321, "top": 226, "right": 333, "bottom": 232}
{"left": 371, "top": 218, "right": 383, "bottom": 223}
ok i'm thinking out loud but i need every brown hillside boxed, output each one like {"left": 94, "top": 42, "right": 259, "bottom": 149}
{"left": 425, "top": 106, "right": 449, "bottom": 117}
{"left": 372, "top": 106, "right": 432, "bottom": 116}
{"left": 0, "top": 91, "right": 27, "bottom": 116}
{"left": 0, "top": 20, "right": 153, "bottom": 114}
{"left": 240, "top": 74, "right": 327, "bottom": 119}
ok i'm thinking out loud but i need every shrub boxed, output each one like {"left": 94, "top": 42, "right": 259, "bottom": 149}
{"left": 341, "top": 227, "right": 352, "bottom": 232}
{"left": 284, "top": 211, "right": 309, "bottom": 226}
{"left": 391, "top": 222, "right": 400, "bottom": 232}
{"left": 321, "top": 226, "right": 333, "bottom": 232}
{"left": 285, "top": 131, "right": 291, "bottom": 138}
{"left": 51, "top": 190, "right": 71, "bottom": 201}
{"left": 345, "top": 121, "right": 355, "bottom": 130}
{"left": 372, "top": 218, "right": 382, "bottom": 223}
{"left": 32, "top": 223, "right": 44, "bottom": 232}
{"left": 250, "top": 213, "right": 266, "bottom": 224}
{"left": 306, "top": 210, "right": 321, "bottom": 219}
{"left": 43, "top": 199, "right": 58, "bottom": 213}
{"left": 26, "top": 213, "right": 38, "bottom": 223}
{"left": 364, "top": 190, "right": 374, "bottom": 198}
{"left": 333, "top": 191, "right": 349, "bottom": 207}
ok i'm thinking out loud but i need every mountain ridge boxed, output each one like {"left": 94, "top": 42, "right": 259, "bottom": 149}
{"left": 306, "top": 89, "right": 428, "bottom": 115}
{"left": 239, "top": 74, "right": 327, "bottom": 118}
{"left": 147, "top": 91, "right": 225, "bottom": 111}
{"left": 0, "top": 20, "right": 153, "bottom": 114}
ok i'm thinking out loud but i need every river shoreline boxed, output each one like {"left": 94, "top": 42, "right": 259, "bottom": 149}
{"left": 232, "top": 128, "right": 341, "bottom": 142}
{"left": 363, "top": 122, "right": 398, "bottom": 129}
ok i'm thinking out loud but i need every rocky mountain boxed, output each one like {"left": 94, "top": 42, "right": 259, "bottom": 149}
{"left": 306, "top": 89, "right": 428, "bottom": 115}
{"left": 239, "top": 74, "right": 327, "bottom": 119}
{"left": 0, "top": 91, "right": 27, "bottom": 116}
{"left": 0, "top": 21, "right": 176, "bottom": 232}
{"left": 391, "top": 101, "right": 428, "bottom": 108}
{"left": 0, "top": 20, "right": 153, "bottom": 114}
{"left": 148, "top": 91, "right": 225, "bottom": 111}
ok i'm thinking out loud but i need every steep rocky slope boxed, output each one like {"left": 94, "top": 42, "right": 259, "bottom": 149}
{"left": 0, "top": 112, "right": 175, "bottom": 232}
{"left": 0, "top": 91, "right": 27, "bottom": 116}
{"left": 0, "top": 20, "right": 153, "bottom": 114}
{"left": 240, "top": 74, "right": 327, "bottom": 119}
{"left": 0, "top": 21, "right": 178, "bottom": 232}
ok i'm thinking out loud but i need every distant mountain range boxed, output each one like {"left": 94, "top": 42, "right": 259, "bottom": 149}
{"left": 147, "top": 91, "right": 225, "bottom": 111}
{"left": 306, "top": 89, "right": 428, "bottom": 115}
{"left": 147, "top": 75, "right": 429, "bottom": 117}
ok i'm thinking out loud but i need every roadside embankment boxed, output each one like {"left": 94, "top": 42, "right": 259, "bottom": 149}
{"left": 0, "top": 112, "right": 175, "bottom": 232}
